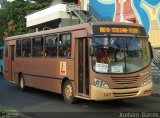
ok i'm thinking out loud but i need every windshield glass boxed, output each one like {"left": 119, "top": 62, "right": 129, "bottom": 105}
{"left": 92, "top": 36, "right": 151, "bottom": 74}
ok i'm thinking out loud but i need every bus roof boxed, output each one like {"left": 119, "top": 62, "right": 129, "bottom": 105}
{"left": 5, "top": 22, "right": 144, "bottom": 41}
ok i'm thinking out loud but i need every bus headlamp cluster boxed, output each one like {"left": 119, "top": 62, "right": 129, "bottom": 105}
{"left": 141, "top": 77, "right": 152, "bottom": 87}
{"left": 94, "top": 78, "right": 109, "bottom": 89}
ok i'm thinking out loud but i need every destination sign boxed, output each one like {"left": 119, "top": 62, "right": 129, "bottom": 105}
{"left": 93, "top": 25, "right": 146, "bottom": 35}
{"left": 99, "top": 27, "right": 139, "bottom": 34}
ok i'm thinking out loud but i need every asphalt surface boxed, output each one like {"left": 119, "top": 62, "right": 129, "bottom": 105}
{"left": 0, "top": 75, "right": 160, "bottom": 118}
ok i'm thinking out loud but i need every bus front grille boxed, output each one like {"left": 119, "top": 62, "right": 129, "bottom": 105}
{"left": 113, "top": 91, "right": 139, "bottom": 97}
{"left": 111, "top": 76, "right": 139, "bottom": 85}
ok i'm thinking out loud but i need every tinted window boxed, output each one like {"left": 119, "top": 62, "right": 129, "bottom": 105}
{"left": 59, "top": 34, "right": 71, "bottom": 58}
{"left": 32, "top": 37, "right": 43, "bottom": 57}
{"left": 22, "top": 39, "right": 31, "bottom": 57}
{"left": 45, "top": 35, "right": 58, "bottom": 57}
{"left": 16, "top": 40, "right": 21, "bottom": 57}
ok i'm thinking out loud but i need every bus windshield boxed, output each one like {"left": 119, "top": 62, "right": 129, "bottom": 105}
{"left": 92, "top": 36, "right": 151, "bottom": 74}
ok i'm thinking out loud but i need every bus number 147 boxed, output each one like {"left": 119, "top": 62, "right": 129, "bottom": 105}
{"left": 104, "top": 92, "right": 111, "bottom": 97}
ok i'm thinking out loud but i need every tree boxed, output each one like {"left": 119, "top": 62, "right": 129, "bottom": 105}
{"left": 0, "top": 0, "right": 52, "bottom": 45}
{"left": 8, "top": 20, "right": 17, "bottom": 32}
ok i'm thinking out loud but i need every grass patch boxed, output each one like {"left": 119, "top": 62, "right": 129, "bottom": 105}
{"left": 0, "top": 108, "right": 19, "bottom": 118}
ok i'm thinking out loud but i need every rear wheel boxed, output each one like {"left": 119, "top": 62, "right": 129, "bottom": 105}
{"left": 63, "top": 80, "right": 76, "bottom": 104}
{"left": 19, "top": 75, "right": 27, "bottom": 91}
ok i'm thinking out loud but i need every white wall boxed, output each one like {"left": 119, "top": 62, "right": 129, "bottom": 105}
{"left": 26, "top": 4, "right": 71, "bottom": 27}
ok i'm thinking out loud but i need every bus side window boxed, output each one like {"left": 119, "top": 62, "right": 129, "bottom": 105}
{"left": 16, "top": 40, "right": 22, "bottom": 57}
{"left": 22, "top": 39, "right": 31, "bottom": 57}
{"left": 59, "top": 33, "right": 71, "bottom": 58}
{"left": 32, "top": 37, "right": 44, "bottom": 57}
{"left": 45, "top": 35, "right": 58, "bottom": 57}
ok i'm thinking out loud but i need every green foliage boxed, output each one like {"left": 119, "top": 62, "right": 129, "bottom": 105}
{"left": 0, "top": 0, "right": 51, "bottom": 46}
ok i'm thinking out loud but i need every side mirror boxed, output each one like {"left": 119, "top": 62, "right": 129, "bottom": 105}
{"left": 89, "top": 45, "right": 94, "bottom": 56}
{"left": 149, "top": 42, "right": 154, "bottom": 59}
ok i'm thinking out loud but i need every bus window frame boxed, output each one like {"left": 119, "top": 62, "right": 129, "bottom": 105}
{"left": 32, "top": 36, "right": 44, "bottom": 58}
{"left": 58, "top": 32, "right": 72, "bottom": 59}
{"left": 16, "top": 39, "right": 22, "bottom": 58}
{"left": 22, "top": 38, "right": 32, "bottom": 58}
{"left": 91, "top": 35, "right": 151, "bottom": 74}
{"left": 44, "top": 34, "right": 58, "bottom": 58}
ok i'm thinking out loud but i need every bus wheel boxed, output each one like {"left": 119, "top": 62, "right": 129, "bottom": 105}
{"left": 63, "top": 80, "right": 76, "bottom": 104}
{"left": 19, "top": 75, "right": 27, "bottom": 91}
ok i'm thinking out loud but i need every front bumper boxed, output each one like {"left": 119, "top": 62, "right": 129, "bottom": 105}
{"left": 91, "top": 82, "right": 153, "bottom": 101}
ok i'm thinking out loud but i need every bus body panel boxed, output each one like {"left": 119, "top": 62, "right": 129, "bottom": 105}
{"left": 90, "top": 83, "right": 152, "bottom": 101}
{"left": 13, "top": 58, "right": 74, "bottom": 93}
{"left": 4, "top": 22, "right": 153, "bottom": 102}
{"left": 90, "top": 66, "right": 152, "bottom": 100}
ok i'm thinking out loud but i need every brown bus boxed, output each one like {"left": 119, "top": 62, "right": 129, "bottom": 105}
{"left": 4, "top": 22, "right": 153, "bottom": 104}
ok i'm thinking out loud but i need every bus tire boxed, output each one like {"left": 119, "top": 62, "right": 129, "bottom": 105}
{"left": 19, "top": 75, "right": 27, "bottom": 91}
{"left": 63, "top": 80, "right": 76, "bottom": 104}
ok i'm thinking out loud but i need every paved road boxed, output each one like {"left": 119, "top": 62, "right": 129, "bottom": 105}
{"left": 0, "top": 75, "right": 160, "bottom": 118}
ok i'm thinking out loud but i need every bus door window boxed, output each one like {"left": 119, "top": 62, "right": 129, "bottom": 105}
{"left": 59, "top": 34, "right": 71, "bottom": 58}
{"left": 22, "top": 39, "right": 31, "bottom": 57}
{"left": 32, "top": 37, "right": 43, "bottom": 57}
{"left": 45, "top": 35, "right": 58, "bottom": 57}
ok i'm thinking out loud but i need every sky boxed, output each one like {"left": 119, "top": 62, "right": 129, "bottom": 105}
{"left": 7, "top": 0, "right": 14, "bottom": 1}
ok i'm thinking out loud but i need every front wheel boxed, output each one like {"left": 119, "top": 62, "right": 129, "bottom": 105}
{"left": 63, "top": 80, "right": 76, "bottom": 104}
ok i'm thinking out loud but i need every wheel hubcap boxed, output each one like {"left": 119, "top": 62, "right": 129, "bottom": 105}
{"left": 65, "top": 84, "right": 73, "bottom": 100}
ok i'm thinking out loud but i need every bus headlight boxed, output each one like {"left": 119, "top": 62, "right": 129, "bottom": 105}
{"left": 141, "top": 77, "right": 152, "bottom": 87}
{"left": 94, "top": 78, "right": 109, "bottom": 89}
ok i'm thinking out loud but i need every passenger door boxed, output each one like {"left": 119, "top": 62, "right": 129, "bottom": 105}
{"left": 8, "top": 45, "right": 15, "bottom": 82}
{"left": 75, "top": 38, "right": 89, "bottom": 97}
